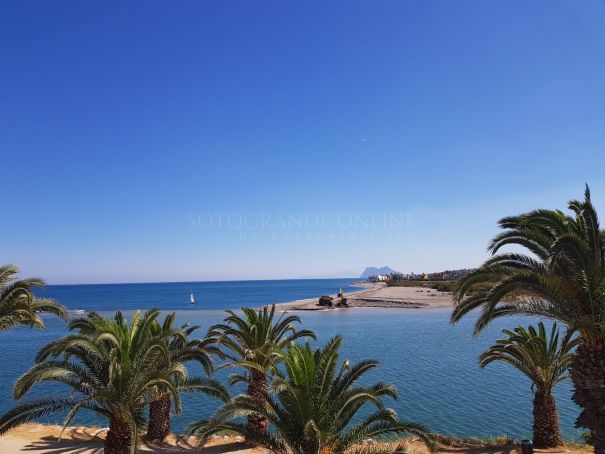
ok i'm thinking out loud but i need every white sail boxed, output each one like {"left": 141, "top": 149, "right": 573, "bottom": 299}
{"left": 190, "top": 292, "right": 195, "bottom": 304}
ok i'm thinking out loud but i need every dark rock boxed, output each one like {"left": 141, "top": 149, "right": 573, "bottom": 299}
{"left": 336, "top": 297, "right": 348, "bottom": 308}
{"left": 318, "top": 295, "right": 333, "bottom": 307}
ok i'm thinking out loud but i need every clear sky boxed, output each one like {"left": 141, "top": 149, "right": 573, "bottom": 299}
{"left": 2, "top": 1, "right": 605, "bottom": 284}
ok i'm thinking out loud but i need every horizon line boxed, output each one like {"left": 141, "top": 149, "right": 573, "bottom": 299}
{"left": 44, "top": 276, "right": 363, "bottom": 287}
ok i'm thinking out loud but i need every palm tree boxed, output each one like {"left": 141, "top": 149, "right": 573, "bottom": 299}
{"left": 479, "top": 323, "right": 579, "bottom": 448}
{"left": 0, "top": 310, "right": 181, "bottom": 454}
{"left": 145, "top": 313, "right": 228, "bottom": 442}
{"left": 207, "top": 305, "right": 316, "bottom": 433}
{"left": 187, "top": 335, "right": 434, "bottom": 454}
{"left": 452, "top": 186, "right": 605, "bottom": 453}
{"left": 0, "top": 264, "right": 66, "bottom": 331}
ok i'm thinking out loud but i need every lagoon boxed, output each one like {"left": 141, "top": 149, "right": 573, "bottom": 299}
{"left": 0, "top": 280, "right": 582, "bottom": 440}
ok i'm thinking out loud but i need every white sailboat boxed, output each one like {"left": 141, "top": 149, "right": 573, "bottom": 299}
{"left": 189, "top": 291, "right": 195, "bottom": 305}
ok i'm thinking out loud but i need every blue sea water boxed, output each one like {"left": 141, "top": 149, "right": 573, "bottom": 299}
{"left": 0, "top": 279, "right": 582, "bottom": 440}
{"left": 40, "top": 278, "right": 364, "bottom": 312}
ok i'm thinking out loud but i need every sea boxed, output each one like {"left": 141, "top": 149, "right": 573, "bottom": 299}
{"left": 0, "top": 278, "right": 582, "bottom": 440}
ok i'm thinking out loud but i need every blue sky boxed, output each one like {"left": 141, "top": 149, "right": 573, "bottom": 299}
{"left": 2, "top": 1, "right": 605, "bottom": 284}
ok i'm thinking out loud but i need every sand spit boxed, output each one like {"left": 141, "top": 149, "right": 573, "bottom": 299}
{"left": 275, "top": 282, "right": 454, "bottom": 311}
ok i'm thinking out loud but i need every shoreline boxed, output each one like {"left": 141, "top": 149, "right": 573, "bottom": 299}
{"left": 74, "top": 282, "right": 455, "bottom": 316}
{"left": 0, "top": 423, "right": 591, "bottom": 454}
{"left": 274, "top": 282, "right": 455, "bottom": 312}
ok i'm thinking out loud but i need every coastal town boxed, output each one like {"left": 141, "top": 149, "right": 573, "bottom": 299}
{"left": 274, "top": 268, "right": 473, "bottom": 311}
{"left": 367, "top": 268, "right": 473, "bottom": 283}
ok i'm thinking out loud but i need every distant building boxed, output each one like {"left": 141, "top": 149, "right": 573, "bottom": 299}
{"left": 368, "top": 274, "right": 389, "bottom": 282}
{"left": 367, "top": 268, "right": 473, "bottom": 282}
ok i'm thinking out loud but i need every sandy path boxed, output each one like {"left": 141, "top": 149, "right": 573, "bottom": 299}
{"left": 0, "top": 425, "right": 591, "bottom": 454}
{"left": 0, "top": 424, "right": 267, "bottom": 453}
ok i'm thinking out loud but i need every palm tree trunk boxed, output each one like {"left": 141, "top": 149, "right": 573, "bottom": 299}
{"left": 571, "top": 339, "right": 605, "bottom": 454}
{"left": 105, "top": 416, "right": 133, "bottom": 454}
{"left": 146, "top": 394, "right": 171, "bottom": 442}
{"left": 247, "top": 371, "right": 269, "bottom": 433}
{"left": 532, "top": 391, "right": 562, "bottom": 448}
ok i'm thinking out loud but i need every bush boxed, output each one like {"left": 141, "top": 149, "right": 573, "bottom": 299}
{"left": 582, "top": 431, "right": 595, "bottom": 446}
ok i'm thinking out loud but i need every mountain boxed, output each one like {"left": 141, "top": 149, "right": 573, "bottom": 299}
{"left": 359, "top": 266, "right": 400, "bottom": 278}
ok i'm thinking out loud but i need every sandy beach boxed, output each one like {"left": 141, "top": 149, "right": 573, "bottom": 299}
{"left": 0, "top": 424, "right": 266, "bottom": 454}
{"left": 275, "top": 282, "right": 455, "bottom": 311}
{"left": 0, "top": 424, "right": 591, "bottom": 454}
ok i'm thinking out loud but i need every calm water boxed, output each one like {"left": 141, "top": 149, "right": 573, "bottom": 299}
{"left": 0, "top": 280, "right": 582, "bottom": 440}
{"left": 39, "top": 278, "right": 364, "bottom": 312}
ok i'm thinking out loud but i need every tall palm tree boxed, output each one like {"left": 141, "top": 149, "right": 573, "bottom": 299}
{"left": 187, "top": 335, "right": 434, "bottom": 454}
{"left": 145, "top": 313, "right": 228, "bottom": 442}
{"left": 452, "top": 186, "right": 605, "bottom": 453}
{"left": 207, "top": 305, "right": 316, "bottom": 433}
{"left": 479, "top": 323, "right": 579, "bottom": 448}
{"left": 0, "top": 264, "right": 66, "bottom": 331}
{"left": 0, "top": 310, "right": 180, "bottom": 454}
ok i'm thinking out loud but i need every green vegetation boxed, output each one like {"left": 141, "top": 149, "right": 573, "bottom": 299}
{"left": 479, "top": 322, "right": 579, "bottom": 448}
{"left": 0, "top": 264, "right": 66, "bottom": 331}
{"left": 433, "top": 433, "right": 513, "bottom": 447}
{"left": 387, "top": 279, "right": 457, "bottom": 292}
{"left": 4, "top": 187, "right": 605, "bottom": 454}
{"left": 0, "top": 310, "right": 226, "bottom": 454}
{"left": 583, "top": 431, "right": 596, "bottom": 447}
{"left": 387, "top": 278, "right": 499, "bottom": 296}
{"left": 187, "top": 335, "right": 434, "bottom": 454}
{"left": 206, "top": 305, "right": 316, "bottom": 433}
{"left": 0, "top": 310, "right": 169, "bottom": 453}
{"left": 453, "top": 186, "right": 605, "bottom": 454}
{"left": 0, "top": 305, "right": 435, "bottom": 454}
{"left": 145, "top": 314, "right": 228, "bottom": 442}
